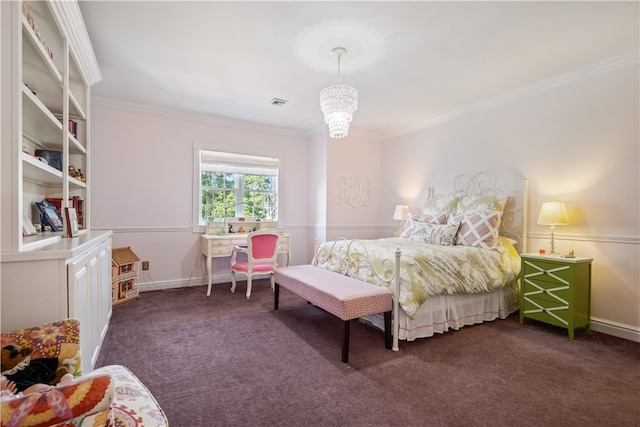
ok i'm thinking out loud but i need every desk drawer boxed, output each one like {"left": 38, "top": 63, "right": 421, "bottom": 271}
{"left": 209, "top": 239, "right": 232, "bottom": 247}
{"left": 210, "top": 245, "right": 232, "bottom": 256}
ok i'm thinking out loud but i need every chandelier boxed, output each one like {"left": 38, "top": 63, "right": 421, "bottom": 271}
{"left": 320, "top": 47, "right": 358, "bottom": 138}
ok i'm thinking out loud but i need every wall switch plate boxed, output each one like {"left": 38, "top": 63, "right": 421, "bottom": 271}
{"left": 142, "top": 261, "right": 149, "bottom": 270}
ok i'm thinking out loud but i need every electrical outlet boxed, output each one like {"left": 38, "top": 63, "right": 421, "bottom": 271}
{"left": 142, "top": 261, "right": 149, "bottom": 271}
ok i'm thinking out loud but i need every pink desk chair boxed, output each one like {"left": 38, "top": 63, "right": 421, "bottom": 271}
{"left": 230, "top": 230, "right": 280, "bottom": 298}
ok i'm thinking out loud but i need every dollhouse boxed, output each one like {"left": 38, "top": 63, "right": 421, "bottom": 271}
{"left": 112, "top": 247, "right": 140, "bottom": 306}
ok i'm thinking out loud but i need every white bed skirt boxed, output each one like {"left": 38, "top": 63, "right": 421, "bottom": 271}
{"left": 362, "top": 281, "right": 520, "bottom": 341}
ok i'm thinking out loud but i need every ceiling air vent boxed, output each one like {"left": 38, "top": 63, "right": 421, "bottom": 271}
{"left": 270, "top": 98, "right": 288, "bottom": 107}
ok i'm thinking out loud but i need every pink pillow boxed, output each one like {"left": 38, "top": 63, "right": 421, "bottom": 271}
{"left": 401, "top": 213, "right": 448, "bottom": 238}
{"left": 449, "top": 212, "right": 502, "bottom": 249}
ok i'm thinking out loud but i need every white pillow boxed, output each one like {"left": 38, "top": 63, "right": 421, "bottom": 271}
{"left": 407, "top": 222, "right": 460, "bottom": 246}
{"left": 401, "top": 213, "right": 448, "bottom": 238}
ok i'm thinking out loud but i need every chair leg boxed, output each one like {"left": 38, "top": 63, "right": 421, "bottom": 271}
{"left": 230, "top": 270, "right": 237, "bottom": 293}
{"left": 270, "top": 272, "right": 275, "bottom": 290}
{"left": 246, "top": 276, "right": 252, "bottom": 299}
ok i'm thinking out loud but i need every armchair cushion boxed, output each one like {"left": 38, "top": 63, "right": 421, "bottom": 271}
{"left": 0, "top": 374, "right": 113, "bottom": 427}
{"left": 91, "top": 365, "right": 168, "bottom": 427}
{"left": 0, "top": 319, "right": 82, "bottom": 376}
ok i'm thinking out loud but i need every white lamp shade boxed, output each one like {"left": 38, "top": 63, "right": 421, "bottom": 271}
{"left": 393, "top": 205, "right": 409, "bottom": 221}
{"left": 537, "top": 201, "right": 569, "bottom": 225}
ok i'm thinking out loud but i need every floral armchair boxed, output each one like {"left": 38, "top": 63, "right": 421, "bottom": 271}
{"left": 1, "top": 319, "right": 168, "bottom": 427}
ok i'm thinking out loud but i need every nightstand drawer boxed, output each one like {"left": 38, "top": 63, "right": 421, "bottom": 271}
{"left": 522, "top": 283, "right": 571, "bottom": 304}
{"left": 523, "top": 294, "right": 569, "bottom": 312}
{"left": 523, "top": 259, "right": 573, "bottom": 285}
{"left": 522, "top": 302, "right": 570, "bottom": 328}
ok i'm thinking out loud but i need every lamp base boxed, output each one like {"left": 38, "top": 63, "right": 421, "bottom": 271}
{"left": 549, "top": 226, "right": 557, "bottom": 255}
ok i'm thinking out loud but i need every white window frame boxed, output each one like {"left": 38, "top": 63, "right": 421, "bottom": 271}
{"left": 192, "top": 142, "right": 281, "bottom": 232}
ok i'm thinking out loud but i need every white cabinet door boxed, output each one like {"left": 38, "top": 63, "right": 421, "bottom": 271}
{"left": 68, "top": 251, "right": 94, "bottom": 374}
{"left": 68, "top": 238, "right": 112, "bottom": 373}
{"left": 98, "top": 240, "right": 113, "bottom": 340}
{"left": 88, "top": 254, "right": 100, "bottom": 368}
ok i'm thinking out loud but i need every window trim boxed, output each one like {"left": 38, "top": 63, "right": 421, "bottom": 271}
{"left": 192, "top": 142, "right": 281, "bottom": 232}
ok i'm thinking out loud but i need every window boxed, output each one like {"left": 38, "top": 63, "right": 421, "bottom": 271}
{"left": 195, "top": 148, "right": 279, "bottom": 226}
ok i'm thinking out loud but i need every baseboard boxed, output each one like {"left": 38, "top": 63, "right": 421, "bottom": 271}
{"left": 137, "top": 276, "right": 210, "bottom": 293}
{"left": 137, "top": 273, "right": 251, "bottom": 294}
{"left": 590, "top": 317, "right": 640, "bottom": 343}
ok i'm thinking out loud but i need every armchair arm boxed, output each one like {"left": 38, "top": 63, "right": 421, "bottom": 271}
{"left": 231, "top": 245, "right": 248, "bottom": 266}
{"left": 1, "top": 374, "right": 114, "bottom": 427}
{"left": 1, "top": 319, "right": 82, "bottom": 377}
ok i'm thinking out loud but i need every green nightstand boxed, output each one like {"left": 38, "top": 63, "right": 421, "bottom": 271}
{"left": 519, "top": 254, "right": 593, "bottom": 340}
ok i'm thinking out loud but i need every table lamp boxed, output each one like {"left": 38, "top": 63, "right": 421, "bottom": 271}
{"left": 393, "top": 205, "right": 409, "bottom": 221}
{"left": 392, "top": 205, "right": 409, "bottom": 236}
{"left": 537, "top": 201, "right": 568, "bottom": 255}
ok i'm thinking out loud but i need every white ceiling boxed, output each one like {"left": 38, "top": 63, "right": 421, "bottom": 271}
{"left": 78, "top": 1, "right": 639, "bottom": 137}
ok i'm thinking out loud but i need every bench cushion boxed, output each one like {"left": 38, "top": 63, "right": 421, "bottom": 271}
{"left": 275, "top": 265, "right": 392, "bottom": 320}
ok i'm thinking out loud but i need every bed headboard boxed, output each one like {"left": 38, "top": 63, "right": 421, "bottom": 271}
{"left": 429, "top": 171, "right": 528, "bottom": 253}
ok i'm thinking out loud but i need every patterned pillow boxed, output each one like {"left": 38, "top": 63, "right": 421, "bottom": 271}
{"left": 401, "top": 213, "right": 448, "bottom": 238}
{"left": 0, "top": 374, "right": 114, "bottom": 426}
{"left": 421, "top": 195, "right": 460, "bottom": 216}
{"left": 0, "top": 319, "right": 82, "bottom": 376}
{"left": 456, "top": 195, "right": 507, "bottom": 214}
{"left": 449, "top": 212, "right": 502, "bottom": 249}
{"left": 407, "top": 222, "right": 460, "bottom": 246}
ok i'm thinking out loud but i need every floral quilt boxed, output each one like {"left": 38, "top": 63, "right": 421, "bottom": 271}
{"left": 315, "top": 236, "right": 521, "bottom": 319}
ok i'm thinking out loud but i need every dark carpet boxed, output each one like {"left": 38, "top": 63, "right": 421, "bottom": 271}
{"left": 96, "top": 280, "right": 640, "bottom": 427}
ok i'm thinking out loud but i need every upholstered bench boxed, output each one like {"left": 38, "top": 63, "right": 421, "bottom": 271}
{"left": 274, "top": 265, "right": 393, "bottom": 363}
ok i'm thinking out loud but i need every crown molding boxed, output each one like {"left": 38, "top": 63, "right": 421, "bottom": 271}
{"left": 49, "top": 0, "right": 101, "bottom": 85}
{"left": 384, "top": 51, "right": 639, "bottom": 140}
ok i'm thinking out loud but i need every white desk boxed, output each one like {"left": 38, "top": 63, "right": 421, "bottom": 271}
{"left": 200, "top": 233, "right": 290, "bottom": 296}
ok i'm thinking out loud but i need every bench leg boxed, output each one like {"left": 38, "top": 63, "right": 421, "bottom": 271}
{"left": 342, "top": 319, "right": 351, "bottom": 363}
{"left": 274, "top": 283, "right": 280, "bottom": 310}
{"left": 384, "top": 311, "right": 392, "bottom": 350}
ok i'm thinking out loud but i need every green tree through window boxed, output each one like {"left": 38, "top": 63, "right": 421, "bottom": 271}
{"left": 198, "top": 149, "right": 279, "bottom": 224}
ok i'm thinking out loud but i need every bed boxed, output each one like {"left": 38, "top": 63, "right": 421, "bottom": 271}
{"left": 313, "top": 171, "right": 528, "bottom": 344}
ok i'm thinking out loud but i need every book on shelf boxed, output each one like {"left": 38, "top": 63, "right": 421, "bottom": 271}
{"left": 54, "top": 115, "right": 85, "bottom": 143}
